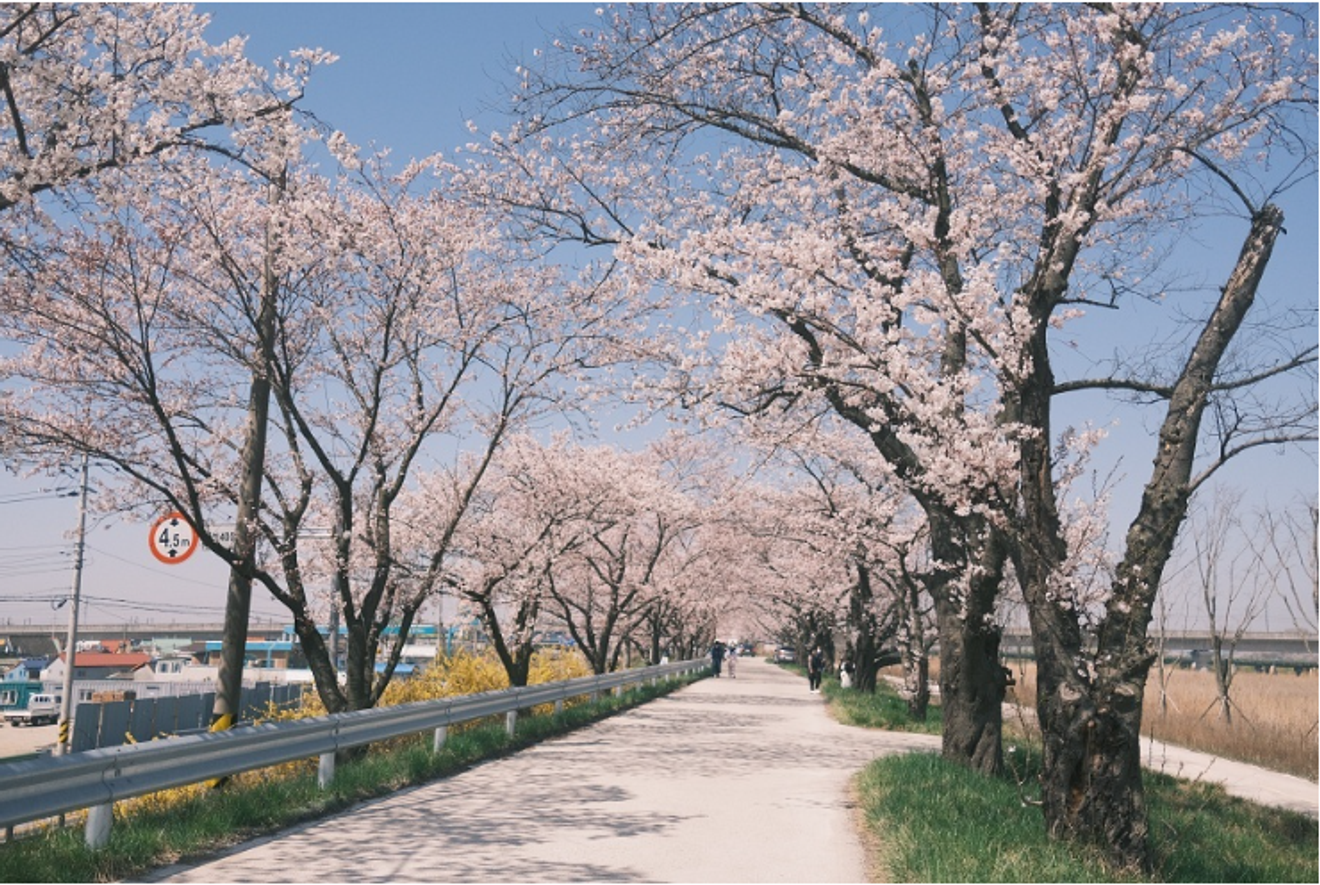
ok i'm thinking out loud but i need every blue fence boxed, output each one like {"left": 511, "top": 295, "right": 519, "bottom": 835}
{"left": 71, "top": 684, "right": 304, "bottom": 751}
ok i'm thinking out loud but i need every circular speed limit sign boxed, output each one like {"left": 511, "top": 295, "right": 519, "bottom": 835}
{"left": 149, "top": 511, "right": 198, "bottom": 565}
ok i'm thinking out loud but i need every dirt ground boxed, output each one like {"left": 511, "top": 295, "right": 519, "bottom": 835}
{"left": 0, "top": 719, "right": 57, "bottom": 760}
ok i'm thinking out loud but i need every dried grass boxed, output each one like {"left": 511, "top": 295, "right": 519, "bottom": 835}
{"left": 1008, "top": 661, "right": 1318, "bottom": 781}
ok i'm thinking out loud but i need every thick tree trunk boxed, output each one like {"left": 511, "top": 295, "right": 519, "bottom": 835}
{"left": 1025, "top": 205, "right": 1283, "bottom": 870}
{"left": 850, "top": 562, "right": 882, "bottom": 693}
{"left": 935, "top": 593, "right": 1007, "bottom": 773}
{"left": 929, "top": 512, "right": 1009, "bottom": 774}
{"left": 1037, "top": 666, "right": 1151, "bottom": 867}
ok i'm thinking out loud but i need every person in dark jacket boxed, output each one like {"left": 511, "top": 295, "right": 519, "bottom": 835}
{"left": 807, "top": 646, "right": 825, "bottom": 693}
{"left": 710, "top": 641, "right": 726, "bottom": 677}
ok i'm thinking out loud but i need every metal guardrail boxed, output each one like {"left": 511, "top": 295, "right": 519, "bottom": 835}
{"left": 0, "top": 658, "right": 705, "bottom": 846}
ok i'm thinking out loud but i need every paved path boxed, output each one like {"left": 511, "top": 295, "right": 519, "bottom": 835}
{"left": 1139, "top": 736, "right": 1317, "bottom": 818}
{"left": 146, "top": 658, "right": 939, "bottom": 883}
{"left": 143, "top": 659, "right": 1316, "bottom": 883}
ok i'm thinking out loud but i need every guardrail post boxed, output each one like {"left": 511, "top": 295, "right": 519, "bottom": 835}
{"left": 85, "top": 802, "right": 112, "bottom": 849}
{"left": 553, "top": 699, "right": 563, "bottom": 715}
{"left": 504, "top": 709, "right": 517, "bottom": 737}
{"left": 318, "top": 752, "right": 335, "bottom": 789}
{"left": 433, "top": 725, "right": 448, "bottom": 753}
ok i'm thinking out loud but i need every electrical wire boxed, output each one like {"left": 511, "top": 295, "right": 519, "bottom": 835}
{"left": 0, "top": 488, "right": 78, "bottom": 505}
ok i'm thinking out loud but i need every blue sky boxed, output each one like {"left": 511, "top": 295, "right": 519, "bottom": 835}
{"left": 203, "top": 2, "right": 600, "bottom": 162}
{"left": 1, "top": 3, "right": 1315, "bottom": 632}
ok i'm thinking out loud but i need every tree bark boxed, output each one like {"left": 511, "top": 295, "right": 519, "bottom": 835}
{"left": 930, "top": 514, "right": 1009, "bottom": 774}
{"left": 849, "top": 562, "right": 883, "bottom": 693}
{"left": 898, "top": 569, "right": 931, "bottom": 720}
{"left": 1027, "top": 205, "right": 1284, "bottom": 870}
{"left": 210, "top": 174, "right": 283, "bottom": 733}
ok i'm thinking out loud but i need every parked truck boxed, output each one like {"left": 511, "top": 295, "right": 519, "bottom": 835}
{"left": 2, "top": 692, "right": 61, "bottom": 726}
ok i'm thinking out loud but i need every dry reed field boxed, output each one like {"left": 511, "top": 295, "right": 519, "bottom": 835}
{"left": 1007, "top": 661, "right": 1319, "bottom": 781}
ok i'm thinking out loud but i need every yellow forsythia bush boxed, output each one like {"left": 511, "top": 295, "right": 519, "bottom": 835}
{"left": 117, "top": 646, "right": 597, "bottom": 817}
{"left": 528, "top": 646, "right": 593, "bottom": 685}
{"left": 380, "top": 649, "right": 508, "bottom": 706}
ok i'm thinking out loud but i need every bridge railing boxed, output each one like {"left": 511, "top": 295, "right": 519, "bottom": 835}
{"left": 0, "top": 658, "right": 706, "bottom": 848}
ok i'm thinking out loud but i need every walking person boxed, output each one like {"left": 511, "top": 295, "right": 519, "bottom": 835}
{"left": 710, "top": 640, "right": 726, "bottom": 677}
{"left": 808, "top": 646, "right": 825, "bottom": 693}
{"left": 727, "top": 644, "right": 737, "bottom": 678}
{"left": 839, "top": 656, "right": 855, "bottom": 689}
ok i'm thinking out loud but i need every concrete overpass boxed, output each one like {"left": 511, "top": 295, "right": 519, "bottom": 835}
{"left": 0, "top": 620, "right": 286, "bottom": 658}
{"left": 1001, "top": 628, "right": 1318, "bottom": 670}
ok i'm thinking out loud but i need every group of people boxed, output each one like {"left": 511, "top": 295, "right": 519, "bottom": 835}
{"left": 807, "top": 646, "right": 856, "bottom": 693}
{"left": 709, "top": 640, "right": 738, "bottom": 678}
{"left": 708, "top": 641, "right": 857, "bottom": 694}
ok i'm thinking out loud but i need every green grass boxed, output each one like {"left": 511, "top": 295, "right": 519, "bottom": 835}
{"left": 1145, "top": 769, "right": 1320, "bottom": 883}
{"left": 846, "top": 710, "right": 1316, "bottom": 881}
{"left": 0, "top": 675, "right": 700, "bottom": 883}
{"left": 772, "top": 661, "right": 940, "bottom": 734}
{"left": 858, "top": 749, "right": 1318, "bottom": 883}
{"left": 820, "top": 675, "right": 942, "bottom": 734}
{"left": 858, "top": 750, "right": 1143, "bottom": 883}
{"left": 779, "top": 662, "right": 1317, "bottom": 882}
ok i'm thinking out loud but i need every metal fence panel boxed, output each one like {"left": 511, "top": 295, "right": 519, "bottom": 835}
{"left": 129, "top": 699, "right": 156, "bottom": 744}
{"left": 98, "top": 700, "right": 131, "bottom": 749}
{"left": 155, "top": 696, "right": 179, "bottom": 738}
{"left": 71, "top": 703, "right": 100, "bottom": 753}
{"left": 175, "top": 694, "right": 204, "bottom": 732}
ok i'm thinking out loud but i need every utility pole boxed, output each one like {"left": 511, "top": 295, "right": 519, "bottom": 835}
{"left": 56, "top": 454, "right": 89, "bottom": 756}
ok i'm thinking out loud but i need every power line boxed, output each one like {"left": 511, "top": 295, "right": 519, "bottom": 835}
{"left": 0, "top": 488, "right": 78, "bottom": 505}
{"left": 2, "top": 592, "right": 288, "bottom": 624}
{"left": 84, "top": 543, "right": 224, "bottom": 588}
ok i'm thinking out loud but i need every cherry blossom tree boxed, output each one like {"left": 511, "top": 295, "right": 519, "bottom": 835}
{"left": 2, "top": 1, "right": 331, "bottom": 728}
{"left": 535, "top": 435, "right": 715, "bottom": 674}
{"left": 487, "top": 2, "right": 1316, "bottom": 866}
{"left": 1, "top": 3, "right": 323, "bottom": 215}
{"left": 770, "top": 444, "right": 913, "bottom": 693}
{"left": 0, "top": 138, "right": 632, "bottom": 713}
{"left": 437, "top": 435, "right": 610, "bottom": 687}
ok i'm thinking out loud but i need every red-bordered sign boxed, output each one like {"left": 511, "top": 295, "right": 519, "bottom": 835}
{"left": 149, "top": 511, "right": 198, "bottom": 565}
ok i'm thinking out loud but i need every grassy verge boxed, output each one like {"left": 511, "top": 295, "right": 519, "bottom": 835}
{"left": 821, "top": 676, "right": 941, "bottom": 735}
{"left": 0, "top": 675, "right": 699, "bottom": 883}
{"left": 858, "top": 747, "right": 1318, "bottom": 883}
{"left": 773, "top": 662, "right": 939, "bottom": 735}
{"left": 781, "top": 663, "right": 1317, "bottom": 882}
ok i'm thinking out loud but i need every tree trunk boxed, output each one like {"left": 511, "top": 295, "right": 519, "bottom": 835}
{"left": 897, "top": 560, "right": 931, "bottom": 720}
{"left": 928, "top": 512, "right": 1009, "bottom": 774}
{"left": 935, "top": 593, "right": 1007, "bottom": 773}
{"left": 904, "top": 650, "right": 930, "bottom": 721}
{"left": 211, "top": 175, "right": 283, "bottom": 732}
{"left": 850, "top": 563, "right": 881, "bottom": 693}
{"left": 1026, "top": 205, "right": 1284, "bottom": 870}
{"left": 1211, "top": 636, "right": 1234, "bottom": 724}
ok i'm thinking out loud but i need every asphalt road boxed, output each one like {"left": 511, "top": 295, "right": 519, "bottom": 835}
{"left": 145, "top": 658, "right": 940, "bottom": 883}
{"left": 0, "top": 720, "right": 57, "bottom": 760}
